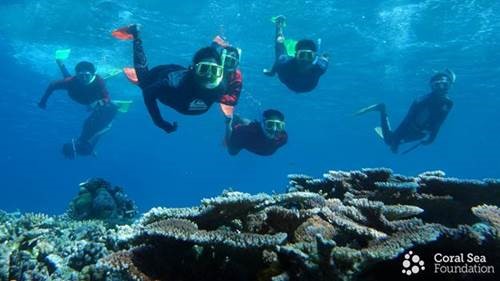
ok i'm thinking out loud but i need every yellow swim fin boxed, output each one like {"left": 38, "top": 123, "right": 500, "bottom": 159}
{"left": 113, "top": 100, "right": 133, "bottom": 113}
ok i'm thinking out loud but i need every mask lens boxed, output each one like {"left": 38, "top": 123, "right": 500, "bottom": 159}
{"left": 77, "top": 72, "right": 94, "bottom": 83}
{"left": 297, "top": 50, "right": 314, "bottom": 61}
{"left": 265, "top": 120, "right": 285, "bottom": 132}
{"left": 224, "top": 55, "right": 238, "bottom": 69}
{"left": 196, "top": 63, "right": 223, "bottom": 78}
{"left": 432, "top": 77, "right": 451, "bottom": 90}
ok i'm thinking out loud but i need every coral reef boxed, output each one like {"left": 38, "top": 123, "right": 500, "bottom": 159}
{"left": 0, "top": 168, "right": 498, "bottom": 281}
{"left": 0, "top": 212, "right": 128, "bottom": 281}
{"left": 67, "top": 178, "right": 138, "bottom": 225}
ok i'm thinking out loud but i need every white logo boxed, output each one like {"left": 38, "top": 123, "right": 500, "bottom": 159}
{"left": 402, "top": 251, "right": 425, "bottom": 276}
{"left": 188, "top": 99, "right": 208, "bottom": 111}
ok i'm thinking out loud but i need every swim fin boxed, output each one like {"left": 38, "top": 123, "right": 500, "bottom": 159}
{"left": 112, "top": 26, "right": 134, "bottom": 40}
{"left": 213, "top": 35, "right": 229, "bottom": 47}
{"left": 284, "top": 39, "right": 297, "bottom": 56}
{"left": 374, "top": 127, "right": 384, "bottom": 140}
{"left": 271, "top": 15, "right": 287, "bottom": 27}
{"left": 101, "top": 68, "right": 123, "bottom": 80}
{"left": 123, "top": 67, "right": 138, "bottom": 84}
{"left": 353, "top": 104, "right": 384, "bottom": 116}
{"left": 113, "top": 100, "right": 133, "bottom": 113}
{"left": 55, "top": 49, "right": 71, "bottom": 61}
{"left": 220, "top": 104, "right": 234, "bottom": 118}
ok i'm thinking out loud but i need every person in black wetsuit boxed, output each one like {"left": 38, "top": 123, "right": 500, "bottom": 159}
{"left": 113, "top": 24, "right": 226, "bottom": 133}
{"left": 355, "top": 70, "right": 456, "bottom": 154}
{"left": 264, "top": 15, "right": 328, "bottom": 93}
{"left": 39, "top": 60, "right": 118, "bottom": 159}
{"left": 225, "top": 109, "right": 288, "bottom": 156}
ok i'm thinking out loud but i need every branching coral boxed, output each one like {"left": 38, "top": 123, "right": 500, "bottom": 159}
{"left": 1, "top": 168, "right": 498, "bottom": 281}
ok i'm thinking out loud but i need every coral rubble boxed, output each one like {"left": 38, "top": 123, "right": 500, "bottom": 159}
{"left": 0, "top": 169, "right": 498, "bottom": 281}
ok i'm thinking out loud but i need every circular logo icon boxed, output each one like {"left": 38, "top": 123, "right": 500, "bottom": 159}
{"left": 402, "top": 251, "right": 425, "bottom": 276}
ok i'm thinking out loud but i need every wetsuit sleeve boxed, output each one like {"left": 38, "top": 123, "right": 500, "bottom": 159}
{"left": 40, "top": 79, "right": 70, "bottom": 105}
{"left": 426, "top": 100, "right": 453, "bottom": 143}
{"left": 220, "top": 71, "right": 242, "bottom": 106}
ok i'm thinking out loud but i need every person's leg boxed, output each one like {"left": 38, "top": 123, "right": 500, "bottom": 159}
{"left": 57, "top": 60, "right": 71, "bottom": 78}
{"left": 76, "top": 104, "right": 118, "bottom": 155}
{"left": 378, "top": 104, "right": 399, "bottom": 152}
{"left": 264, "top": 16, "right": 286, "bottom": 76}
{"left": 126, "top": 25, "right": 150, "bottom": 88}
{"left": 274, "top": 18, "right": 286, "bottom": 59}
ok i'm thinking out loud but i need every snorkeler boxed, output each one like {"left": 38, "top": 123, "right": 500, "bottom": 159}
{"left": 263, "top": 15, "right": 328, "bottom": 93}
{"left": 225, "top": 109, "right": 288, "bottom": 156}
{"left": 112, "top": 24, "right": 226, "bottom": 133}
{"left": 39, "top": 61, "right": 118, "bottom": 159}
{"left": 211, "top": 36, "right": 243, "bottom": 118}
{"left": 354, "top": 69, "right": 456, "bottom": 154}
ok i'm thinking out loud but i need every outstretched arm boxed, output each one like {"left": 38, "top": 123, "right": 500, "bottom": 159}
{"left": 142, "top": 85, "right": 177, "bottom": 134}
{"left": 39, "top": 79, "right": 68, "bottom": 109}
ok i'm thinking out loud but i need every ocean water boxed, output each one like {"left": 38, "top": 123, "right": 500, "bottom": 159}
{"left": 0, "top": 0, "right": 498, "bottom": 214}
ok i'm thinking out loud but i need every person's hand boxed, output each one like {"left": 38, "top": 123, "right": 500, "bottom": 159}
{"left": 38, "top": 101, "right": 47, "bottom": 109}
{"left": 162, "top": 121, "right": 178, "bottom": 134}
{"left": 321, "top": 53, "right": 330, "bottom": 60}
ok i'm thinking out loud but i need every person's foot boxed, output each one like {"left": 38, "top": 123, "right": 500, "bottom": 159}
{"left": 273, "top": 15, "right": 286, "bottom": 28}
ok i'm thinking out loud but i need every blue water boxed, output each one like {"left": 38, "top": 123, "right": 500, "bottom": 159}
{"left": 0, "top": 1, "right": 499, "bottom": 214}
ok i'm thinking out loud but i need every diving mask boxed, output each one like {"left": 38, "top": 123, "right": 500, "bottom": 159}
{"left": 77, "top": 71, "right": 96, "bottom": 85}
{"left": 264, "top": 119, "right": 286, "bottom": 132}
{"left": 296, "top": 50, "right": 315, "bottom": 62}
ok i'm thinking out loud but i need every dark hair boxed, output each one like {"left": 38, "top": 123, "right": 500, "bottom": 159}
{"left": 430, "top": 73, "right": 451, "bottom": 83}
{"left": 263, "top": 109, "right": 285, "bottom": 121}
{"left": 296, "top": 39, "right": 317, "bottom": 52}
{"left": 225, "top": 46, "right": 240, "bottom": 59}
{"left": 75, "top": 61, "right": 96, "bottom": 74}
{"left": 192, "top": 47, "right": 221, "bottom": 65}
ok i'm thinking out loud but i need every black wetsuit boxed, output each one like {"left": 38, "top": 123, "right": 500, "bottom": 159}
{"left": 380, "top": 93, "right": 453, "bottom": 153}
{"left": 274, "top": 53, "right": 328, "bottom": 93}
{"left": 268, "top": 24, "right": 328, "bottom": 93}
{"left": 227, "top": 120, "right": 288, "bottom": 156}
{"left": 132, "top": 37, "right": 225, "bottom": 131}
{"left": 40, "top": 63, "right": 117, "bottom": 157}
